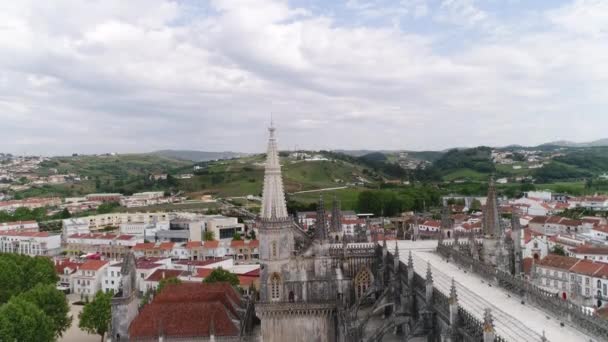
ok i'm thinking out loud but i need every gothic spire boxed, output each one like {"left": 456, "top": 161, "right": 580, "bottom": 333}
{"left": 449, "top": 277, "right": 457, "bottom": 303}
{"left": 483, "top": 175, "right": 501, "bottom": 236}
{"left": 408, "top": 251, "right": 414, "bottom": 269}
{"left": 426, "top": 262, "right": 433, "bottom": 284}
{"left": 260, "top": 123, "right": 288, "bottom": 220}
{"left": 330, "top": 195, "right": 342, "bottom": 233}
{"left": 315, "top": 195, "right": 328, "bottom": 242}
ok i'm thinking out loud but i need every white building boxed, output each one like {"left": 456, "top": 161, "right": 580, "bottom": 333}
{"left": 119, "top": 220, "right": 169, "bottom": 237}
{"left": 73, "top": 260, "right": 109, "bottom": 299}
{"left": 0, "top": 231, "right": 61, "bottom": 256}
{"left": 205, "top": 216, "right": 245, "bottom": 240}
{"left": 81, "top": 212, "right": 171, "bottom": 230}
{"left": 0, "top": 220, "right": 38, "bottom": 232}
{"left": 102, "top": 262, "right": 123, "bottom": 294}
{"left": 62, "top": 218, "right": 91, "bottom": 237}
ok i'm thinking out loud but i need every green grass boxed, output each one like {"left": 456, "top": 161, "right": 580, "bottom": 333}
{"left": 442, "top": 168, "right": 488, "bottom": 182}
{"left": 289, "top": 187, "right": 365, "bottom": 210}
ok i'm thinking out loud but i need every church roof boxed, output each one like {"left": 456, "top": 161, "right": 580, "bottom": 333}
{"left": 129, "top": 282, "right": 244, "bottom": 340}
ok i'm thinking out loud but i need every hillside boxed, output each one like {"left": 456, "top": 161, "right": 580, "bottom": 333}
{"left": 149, "top": 150, "right": 246, "bottom": 162}
{"left": 14, "top": 154, "right": 193, "bottom": 198}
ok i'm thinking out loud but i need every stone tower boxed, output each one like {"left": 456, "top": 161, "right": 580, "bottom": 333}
{"left": 330, "top": 196, "right": 342, "bottom": 242}
{"left": 258, "top": 122, "right": 294, "bottom": 303}
{"left": 316, "top": 195, "right": 328, "bottom": 242}
{"left": 483, "top": 176, "right": 501, "bottom": 237}
{"left": 511, "top": 211, "right": 523, "bottom": 276}
{"left": 110, "top": 252, "right": 138, "bottom": 341}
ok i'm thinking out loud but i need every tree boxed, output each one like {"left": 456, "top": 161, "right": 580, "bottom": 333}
{"left": 0, "top": 258, "right": 22, "bottom": 303}
{"left": 0, "top": 297, "right": 54, "bottom": 342}
{"left": 79, "top": 291, "right": 112, "bottom": 342}
{"left": 203, "top": 230, "right": 215, "bottom": 241}
{"left": 158, "top": 277, "right": 181, "bottom": 293}
{"left": 22, "top": 257, "right": 58, "bottom": 291}
{"left": 469, "top": 199, "right": 482, "bottom": 212}
{"left": 203, "top": 267, "right": 239, "bottom": 287}
{"left": 18, "top": 284, "right": 71, "bottom": 337}
{"left": 551, "top": 245, "right": 566, "bottom": 256}
{"left": 232, "top": 232, "right": 242, "bottom": 241}
{"left": 249, "top": 229, "right": 256, "bottom": 240}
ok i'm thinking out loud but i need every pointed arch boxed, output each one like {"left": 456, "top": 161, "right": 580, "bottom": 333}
{"left": 354, "top": 267, "right": 373, "bottom": 299}
{"left": 270, "top": 273, "right": 281, "bottom": 301}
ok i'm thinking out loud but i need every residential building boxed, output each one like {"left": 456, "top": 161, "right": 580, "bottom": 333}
{"left": 0, "top": 220, "right": 38, "bottom": 232}
{"left": 55, "top": 259, "right": 82, "bottom": 293}
{"left": 0, "top": 231, "right": 61, "bottom": 256}
{"left": 205, "top": 216, "right": 244, "bottom": 240}
{"left": 102, "top": 262, "right": 124, "bottom": 294}
{"left": 132, "top": 242, "right": 175, "bottom": 258}
{"left": 142, "top": 269, "right": 184, "bottom": 292}
{"left": 528, "top": 216, "right": 584, "bottom": 236}
{"left": 569, "top": 245, "right": 608, "bottom": 263}
{"left": 73, "top": 260, "right": 109, "bottom": 299}
{"left": 85, "top": 193, "right": 123, "bottom": 203}
{"left": 230, "top": 239, "right": 260, "bottom": 262}
{"left": 62, "top": 218, "right": 90, "bottom": 237}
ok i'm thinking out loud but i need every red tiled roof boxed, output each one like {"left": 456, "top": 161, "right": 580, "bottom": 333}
{"left": 570, "top": 245, "right": 608, "bottom": 255}
{"left": 420, "top": 220, "right": 441, "bottom": 228}
{"left": 196, "top": 268, "right": 213, "bottom": 278}
{"left": 537, "top": 255, "right": 579, "bottom": 270}
{"left": 569, "top": 259, "right": 604, "bottom": 276}
{"left": 131, "top": 281, "right": 245, "bottom": 339}
{"left": 145, "top": 269, "right": 183, "bottom": 282}
{"left": 0, "top": 230, "right": 49, "bottom": 237}
{"left": 529, "top": 216, "right": 549, "bottom": 224}
{"left": 204, "top": 241, "right": 220, "bottom": 248}
{"left": 79, "top": 260, "right": 109, "bottom": 271}
{"left": 186, "top": 241, "right": 203, "bottom": 249}
{"left": 175, "top": 258, "right": 230, "bottom": 268}
{"left": 242, "top": 269, "right": 260, "bottom": 277}
{"left": 593, "top": 225, "right": 608, "bottom": 234}
{"left": 133, "top": 242, "right": 174, "bottom": 251}
{"left": 237, "top": 275, "right": 258, "bottom": 287}
{"left": 55, "top": 260, "right": 81, "bottom": 274}
{"left": 594, "top": 265, "right": 608, "bottom": 279}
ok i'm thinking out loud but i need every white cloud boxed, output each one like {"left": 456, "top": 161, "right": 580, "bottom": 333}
{"left": 0, "top": 0, "right": 607, "bottom": 154}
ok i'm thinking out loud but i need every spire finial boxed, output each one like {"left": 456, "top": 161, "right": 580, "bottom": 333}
{"left": 449, "top": 277, "right": 458, "bottom": 303}
{"left": 408, "top": 251, "right": 413, "bottom": 268}
{"left": 394, "top": 241, "right": 399, "bottom": 257}
{"left": 483, "top": 308, "right": 494, "bottom": 332}
{"left": 426, "top": 262, "right": 433, "bottom": 283}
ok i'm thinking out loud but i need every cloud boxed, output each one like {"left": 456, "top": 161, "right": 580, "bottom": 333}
{"left": 0, "top": 0, "right": 607, "bottom": 155}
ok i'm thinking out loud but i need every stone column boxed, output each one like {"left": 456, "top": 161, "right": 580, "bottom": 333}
{"left": 425, "top": 262, "right": 434, "bottom": 305}
{"left": 448, "top": 278, "right": 458, "bottom": 327}
{"left": 483, "top": 308, "right": 495, "bottom": 342}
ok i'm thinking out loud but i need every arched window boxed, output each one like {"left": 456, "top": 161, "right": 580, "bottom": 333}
{"left": 354, "top": 268, "right": 372, "bottom": 299}
{"left": 272, "top": 241, "right": 277, "bottom": 258}
{"left": 270, "top": 273, "right": 281, "bottom": 301}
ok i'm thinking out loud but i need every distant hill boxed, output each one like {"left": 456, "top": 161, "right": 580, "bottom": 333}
{"left": 150, "top": 150, "right": 247, "bottom": 162}
{"left": 335, "top": 149, "right": 443, "bottom": 162}
{"left": 540, "top": 138, "right": 608, "bottom": 148}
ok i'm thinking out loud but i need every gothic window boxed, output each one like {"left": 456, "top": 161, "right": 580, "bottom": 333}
{"left": 272, "top": 241, "right": 277, "bottom": 258}
{"left": 354, "top": 268, "right": 372, "bottom": 299}
{"left": 270, "top": 273, "right": 281, "bottom": 301}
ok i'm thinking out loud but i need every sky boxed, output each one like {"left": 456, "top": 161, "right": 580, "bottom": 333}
{"left": 1, "top": 0, "right": 608, "bottom": 155}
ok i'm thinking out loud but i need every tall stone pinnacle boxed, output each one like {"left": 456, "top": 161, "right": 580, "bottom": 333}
{"left": 260, "top": 123, "right": 288, "bottom": 220}
{"left": 449, "top": 277, "right": 458, "bottom": 303}
{"left": 426, "top": 262, "right": 433, "bottom": 284}
{"left": 483, "top": 176, "right": 501, "bottom": 236}
{"left": 408, "top": 251, "right": 414, "bottom": 269}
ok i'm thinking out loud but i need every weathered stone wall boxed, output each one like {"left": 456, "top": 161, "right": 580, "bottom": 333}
{"left": 111, "top": 295, "right": 139, "bottom": 340}
{"left": 261, "top": 314, "right": 335, "bottom": 342}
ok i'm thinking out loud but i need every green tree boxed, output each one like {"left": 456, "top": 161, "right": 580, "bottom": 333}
{"left": 203, "top": 230, "right": 215, "bottom": 241}
{"left": 249, "top": 229, "right": 256, "bottom": 240}
{"left": 469, "top": 199, "right": 482, "bottom": 212}
{"left": 23, "top": 257, "right": 58, "bottom": 291}
{"left": 18, "top": 284, "right": 71, "bottom": 337}
{"left": 232, "top": 232, "right": 242, "bottom": 241}
{"left": 158, "top": 277, "right": 182, "bottom": 293}
{"left": 0, "top": 258, "right": 22, "bottom": 303}
{"left": 551, "top": 245, "right": 566, "bottom": 256}
{"left": 0, "top": 297, "right": 54, "bottom": 342}
{"left": 79, "top": 291, "right": 112, "bottom": 342}
{"left": 203, "top": 267, "right": 239, "bottom": 287}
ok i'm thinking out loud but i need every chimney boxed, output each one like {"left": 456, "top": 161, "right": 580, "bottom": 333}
{"left": 162, "top": 271, "right": 165, "bottom": 279}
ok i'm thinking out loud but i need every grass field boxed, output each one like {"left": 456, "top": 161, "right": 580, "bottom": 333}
{"left": 289, "top": 187, "right": 365, "bottom": 210}
{"left": 442, "top": 168, "right": 488, "bottom": 182}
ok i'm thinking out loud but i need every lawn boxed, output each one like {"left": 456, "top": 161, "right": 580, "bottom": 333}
{"left": 289, "top": 187, "right": 365, "bottom": 210}
{"left": 442, "top": 168, "right": 488, "bottom": 182}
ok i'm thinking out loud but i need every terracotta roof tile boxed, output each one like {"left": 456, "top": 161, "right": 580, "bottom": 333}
{"left": 145, "top": 269, "right": 183, "bottom": 282}
{"left": 79, "top": 260, "right": 109, "bottom": 271}
{"left": 537, "top": 255, "right": 579, "bottom": 270}
{"left": 569, "top": 259, "right": 604, "bottom": 276}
